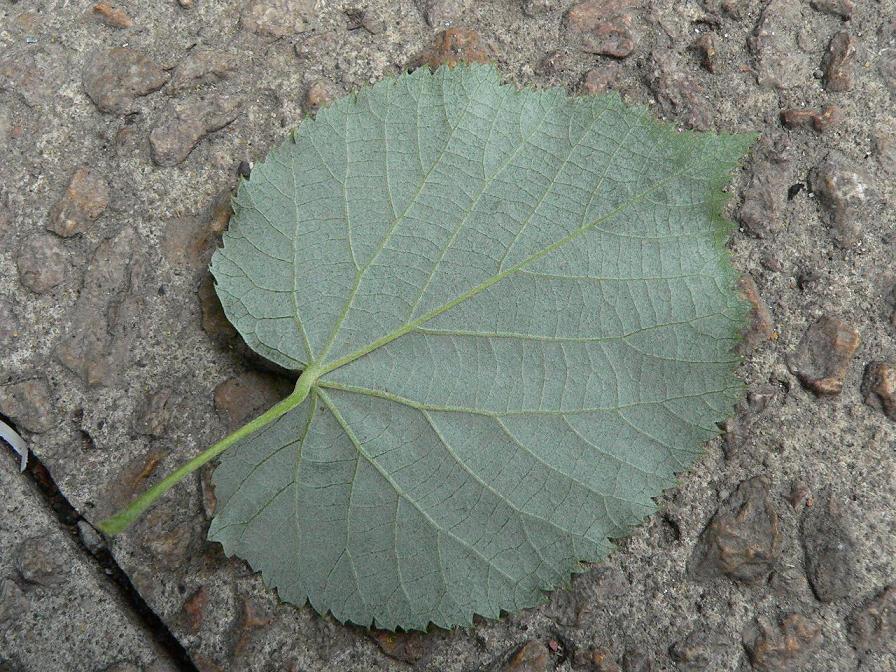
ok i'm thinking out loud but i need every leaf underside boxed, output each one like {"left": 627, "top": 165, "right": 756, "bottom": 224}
{"left": 208, "top": 64, "right": 753, "bottom": 631}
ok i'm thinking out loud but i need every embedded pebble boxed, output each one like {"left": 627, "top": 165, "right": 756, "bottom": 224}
{"left": 749, "top": 0, "right": 811, "bottom": 89}
{"left": 16, "top": 233, "right": 69, "bottom": 293}
{"left": 168, "top": 49, "right": 238, "bottom": 94}
{"left": 303, "top": 79, "right": 337, "bottom": 115}
{"left": 786, "top": 315, "right": 861, "bottom": 396}
{"left": 780, "top": 105, "right": 841, "bottom": 133}
{"left": 582, "top": 63, "right": 622, "bottom": 94}
{"left": 690, "top": 477, "right": 782, "bottom": 583}
{"left": 742, "top": 613, "right": 822, "bottom": 672}
{"left": 738, "top": 161, "right": 790, "bottom": 238}
{"left": 15, "top": 536, "right": 68, "bottom": 586}
{"left": 822, "top": 31, "right": 857, "bottom": 92}
{"left": 800, "top": 492, "right": 857, "bottom": 602}
{"left": 564, "top": 0, "right": 639, "bottom": 58}
{"left": 848, "top": 585, "right": 896, "bottom": 656}
{"left": 737, "top": 274, "right": 774, "bottom": 354}
{"left": 150, "top": 95, "right": 242, "bottom": 167}
{"left": 241, "top": 0, "right": 316, "bottom": 36}
{"left": 92, "top": 2, "right": 133, "bottom": 28}
{"left": 0, "top": 378, "right": 54, "bottom": 433}
{"left": 808, "top": 153, "right": 871, "bottom": 248}
{"left": 648, "top": 49, "right": 710, "bottom": 130}
{"left": 47, "top": 165, "right": 109, "bottom": 237}
{"left": 82, "top": 48, "right": 168, "bottom": 114}
{"left": 409, "top": 28, "right": 491, "bottom": 69}
{"left": 522, "top": 0, "right": 562, "bottom": 16}
{"left": 416, "top": 0, "right": 465, "bottom": 27}
{"left": 861, "top": 361, "right": 896, "bottom": 420}
{"left": 501, "top": 640, "right": 550, "bottom": 672}
{"left": 810, "top": 0, "right": 853, "bottom": 19}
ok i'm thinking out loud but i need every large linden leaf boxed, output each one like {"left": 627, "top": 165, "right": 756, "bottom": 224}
{"left": 208, "top": 64, "right": 753, "bottom": 630}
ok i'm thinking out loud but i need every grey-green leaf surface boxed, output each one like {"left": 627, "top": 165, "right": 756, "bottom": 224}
{"left": 208, "top": 64, "right": 754, "bottom": 630}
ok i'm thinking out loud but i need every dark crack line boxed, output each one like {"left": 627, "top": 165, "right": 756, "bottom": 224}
{"left": 1, "top": 413, "right": 199, "bottom": 672}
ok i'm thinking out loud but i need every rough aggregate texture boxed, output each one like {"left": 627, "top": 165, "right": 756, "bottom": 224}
{"left": 1, "top": 0, "right": 895, "bottom": 670}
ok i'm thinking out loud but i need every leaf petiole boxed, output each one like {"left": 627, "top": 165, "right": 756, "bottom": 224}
{"left": 97, "top": 366, "right": 320, "bottom": 536}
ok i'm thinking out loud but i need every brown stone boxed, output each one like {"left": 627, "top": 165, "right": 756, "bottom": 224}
{"left": 0, "top": 378, "right": 54, "bottom": 434}
{"left": 749, "top": 0, "right": 811, "bottom": 89}
{"left": 780, "top": 105, "right": 842, "bottom": 133}
{"left": 15, "top": 536, "right": 68, "bottom": 586}
{"left": 587, "top": 647, "right": 621, "bottom": 672}
{"left": 241, "top": 0, "right": 315, "bottom": 37}
{"left": 648, "top": 49, "right": 711, "bottom": 130}
{"left": 582, "top": 63, "right": 621, "bottom": 94}
{"left": 409, "top": 28, "right": 491, "bottom": 70}
{"left": 848, "top": 585, "right": 896, "bottom": 656}
{"left": 738, "top": 161, "right": 790, "bottom": 238}
{"left": 565, "top": 0, "right": 638, "bottom": 58}
{"left": 232, "top": 598, "right": 273, "bottom": 657}
{"left": 179, "top": 586, "right": 208, "bottom": 633}
{"left": 48, "top": 165, "right": 109, "bottom": 237}
{"left": 371, "top": 630, "right": 439, "bottom": 665}
{"left": 787, "top": 316, "right": 861, "bottom": 395}
{"left": 810, "top": 0, "right": 853, "bottom": 19}
{"left": 691, "top": 477, "right": 782, "bottom": 583}
{"left": 214, "top": 371, "right": 294, "bottom": 430}
{"left": 669, "top": 628, "right": 724, "bottom": 671}
{"left": 808, "top": 154, "right": 871, "bottom": 248}
{"left": 92, "top": 2, "right": 133, "bottom": 28}
{"left": 862, "top": 361, "right": 896, "bottom": 420}
{"left": 693, "top": 33, "right": 717, "bottom": 73}
{"left": 736, "top": 274, "right": 773, "bottom": 353}
{"left": 822, "top": 31, "right": 857, "bottom": 92}
{"left": 303, "top": 79, "right": 337, "bottom": 115}
{"left": 150, "top": 95, "right": 242, "bottom": 167}
{"left": 169, "top": 50, "right": 238, "bottom": 94}
{"left": 82, "top": 48, "right": 168, "bottom": 114}
{"left": 17, "top": 233, "right": 69, "bottom": 293}
{"left": 134, "top": 388, "right": 176, "bottom": 437}
{"left": 743, "top": 613, "right": 822, "bottom": 672}
{"left": 502, "top": 640, "right": 550, "bottom": 672}
{"left": 198, "top": 274, "right": 240, "bottom": 345}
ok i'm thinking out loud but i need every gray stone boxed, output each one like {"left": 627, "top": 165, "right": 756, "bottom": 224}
{"left": 416, "top": 0, "right": 466, "bottom": 27}
{"left": 82, "top": 48, "right": 168, "bottom": 114}
{"left": 808, "top": 153, "right": 871, "bottom": 247}
{"left": 150, "top": 95, "right": 242, "bottom": 166}
{"left": 800, "top": 492, "right": 857, "bottom": 602}
{"left": 738, "top": 160, "right": 790, "bottom": 238}
{"left": 648, "top": 50, "right": 710, "bottom": 129}
{"left": 848, "top": 585, "right": 896, "bottom": 656}
{"left": 16, "top": 233, "right": 69, "bottom": 293}
{"left": 0, "top": 378, "right": 54, "bottom": 434}
{"left": 241, "top": 0, "right": 316, "bottom": 36}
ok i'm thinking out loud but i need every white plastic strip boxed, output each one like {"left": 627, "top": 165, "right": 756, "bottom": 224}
{"left": 0, "top": 419, "right": 27, "bottom": 472}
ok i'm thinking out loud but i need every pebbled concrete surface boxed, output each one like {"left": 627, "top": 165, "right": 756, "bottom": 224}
{"left": 0, "top": 0, "right": 894, "bottom": 671}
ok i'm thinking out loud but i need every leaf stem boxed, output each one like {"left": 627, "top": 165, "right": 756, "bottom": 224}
{"left": 97, "top": 367, "right": 319, "bottom": 536}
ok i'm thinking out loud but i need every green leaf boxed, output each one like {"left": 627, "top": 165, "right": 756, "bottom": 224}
{"left": 190, "top": 65, "right": 752, "bottom": 630}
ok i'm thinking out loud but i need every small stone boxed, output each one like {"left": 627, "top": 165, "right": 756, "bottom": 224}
{"left": 787, "top": 316, "right": 861, "bottom": 396}
{"left": 92, "top": 2, "right": 133, "bottom": 28}
{"left": 788, "top": 481, "right": 811, "bottom": 509}
{"left": 294, "top": 31, "right": 340, "bottom": 62}
{"left": 737, "top": 274, "right": 773, "bottom": 354}
{"left": 565, "top": 1, "right": 638, "bottom": 58}
{"left": 17, "top": 233, "right": 69, "bottom": 293}
{"left": 690, "top": 477, "right": 782, "bottom": 584}
{"left": 134, "top": 388, "right": 176, "bottom": 437}
{"left": 0, "top": 378, "right": 54, "bottom": 434}
{"left": 241, "top": 0, "right": 315, "bottom": 37}
{"left": 738, "top": 161, "right": 789, "bottom": 238}
{"left": 800, "top": 492, "right": 857, "bottom": 602}
{"left": 747, "top": 385, "right": 777, "bottom": 414}
{"left": 163, "top": 189, "right": 231, "bottom": 271}
{"left": 502, "top": 640, "right": 550, "bottom": 672}
{"left": 371, "top": 631, "right": 439, "bottom": 665}
{"left": 522, "top": 0, "right": 561, "bottom": 16}
{"left": 48, "top": 165, "right": 110, "bottom": 237}
{"left": 587, "top": 647, "right": 621, "bottom": 672}
{"left": 416, "top": 0, "right": 465, "bottom": 27}
{"left": 693, "top": 33, "right": 717, "bottom": 73}
{"left": 780, "top": 105, "right": 841, "bottom": 133}
{"left": 409, "top": 28, "right": 491, "bottom": 70}
{"left": 214, "top": 372, "right": 295, "bottom": 430}
{"left": 150, "top": 95, "right": 242, "bottom": 166}
{"left": 179, "top": 586, "right": 208, "bottom": 633}
{"left": 848, "top": 585, "right": 896, "bottom": 656}
{"left": 669, "top": 628, "right": 724, "bottom": 671}
{"left": 862, "top": 361, "right": 896, "bottom": 420}
{"left": 648, "top": 50, "right": 710, "bottom": 130}
{"left": 178, "top": 0, "right": 193, "bottom": 7}
{"left": 808, "top": 154, "right": 871, "bottom": 248}
{"left": 582, "top": 63, "right": 621, "bottom": 94}
{"left": 810, "top": 0, "right": 853, "bottom": 19}
{"left": 822, "top": 31, "right": 857, "bottom": 92}
{"left": 169, "top": 50, "right": 238, "bottom": 94}
{"left": 231, "top": 598, "right": 273, "bottom": 656}
{"left": 303, "top": 79, "right": 337, "bottom": 115}
{"left": 82, "top": 48, "right": 168, "bottom": 114}
{"left": 76, "top": 520, "right": 105, "bottom": 555}
{"left": 749, "top": 0, "right": 812, "bottom": 89}
{"left": 622, "top": 650, "right": 652, "bottom": 672}
{"left": 344, "top": 8, "right": 386, "bottom": 34}
{"left": 0, "top": 578, "right": 29, "bottom": 632}
{"left": 742, "top": 613, "right": 822, "bottom": 672}
{"left": 872, "top": 129, "right": 896, "bottom": 174}
{"left": 15, "top": 536, "right": 68, "bottom": 586}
